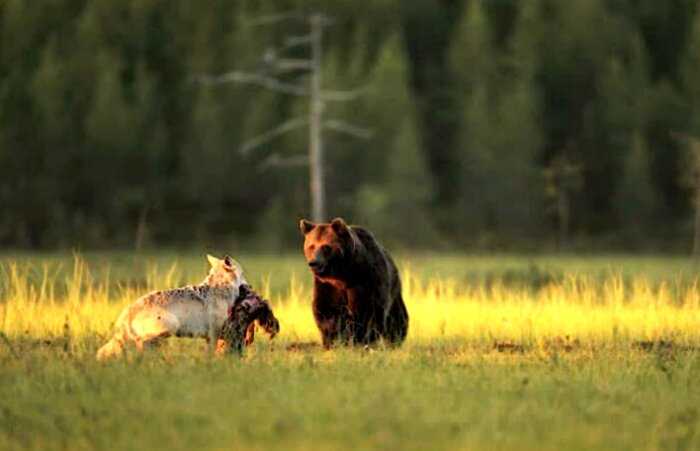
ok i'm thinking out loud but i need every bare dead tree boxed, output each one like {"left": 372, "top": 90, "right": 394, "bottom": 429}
{"left": 195, "top": 12, "right": 371, "bottom": 222}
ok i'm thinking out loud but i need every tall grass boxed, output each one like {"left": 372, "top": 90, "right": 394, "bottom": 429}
{"left": 2, "top": 255, "right": 700, "bottom": 353}
{"left": 2, "top": 254, "right": 700, "bottom": 451}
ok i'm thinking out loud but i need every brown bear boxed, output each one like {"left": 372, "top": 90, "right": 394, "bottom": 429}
{"left": 299, "top": 217, "right": 409, "bottom": 347}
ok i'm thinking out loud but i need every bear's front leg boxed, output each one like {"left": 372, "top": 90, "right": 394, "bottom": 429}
{"left": 346, "top": 288, "right": 382, "bottom": 345}
{"left": 315, "top": 315, "right": 352, "bottom": 348}
{"left": 313, "top": 282, "right": 352, "bottom": 347}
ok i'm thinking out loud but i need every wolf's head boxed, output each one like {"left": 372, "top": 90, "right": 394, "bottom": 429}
{"left": 204, "top": 254, "right": 247, "bottom": 290}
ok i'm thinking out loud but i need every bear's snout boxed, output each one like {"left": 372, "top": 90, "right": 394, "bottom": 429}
{"left": 309, "top": 247, "right": 328, "bottom": 268}
{"left": 308, "top": 259, "right": 326, "bottom": 272}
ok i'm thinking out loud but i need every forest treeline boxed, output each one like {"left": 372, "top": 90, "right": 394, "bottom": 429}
{"left": 2, "top": 0, "right": 700, "bottom": 250}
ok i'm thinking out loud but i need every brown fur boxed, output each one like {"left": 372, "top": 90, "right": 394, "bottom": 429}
{"left": 299, "top": 217, "right": 409, "bottom": 347}
{"left": 217, "top": 287, "right": 280, "bottom": 355}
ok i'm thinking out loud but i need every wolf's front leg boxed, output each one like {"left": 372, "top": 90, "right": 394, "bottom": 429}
{"left": 214, "top": 338, "right": 229, "bottom": 355}
{"left": 207, "top": 303, "right": 219, "bottom": 353}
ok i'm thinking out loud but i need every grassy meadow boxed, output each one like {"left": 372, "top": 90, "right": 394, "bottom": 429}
{"left": 2, "top": 252, "right": 700, "bottom": 450}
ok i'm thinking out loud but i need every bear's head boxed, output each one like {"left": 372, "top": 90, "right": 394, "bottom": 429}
{"left": 299, "top": 217, "right": 355, "bottom": 280}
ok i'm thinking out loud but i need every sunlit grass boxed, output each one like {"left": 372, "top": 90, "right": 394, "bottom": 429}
{"left": 2, "top": 253, "right": 700, "bottom": 451}
{"left": 2, "top": 255, "right": 700, "bottom": 351}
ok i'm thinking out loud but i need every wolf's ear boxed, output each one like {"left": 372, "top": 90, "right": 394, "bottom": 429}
{"left": 207, "top": 254, "right": 220, "bottom": 267}
{"left": 331, "top": 217, "right": 349, "bottom": 235}
{"left": 223, "top": 255, "right": 240, "bottom": 274}
{"left": 300, "top": 219, "right": 315, "bottom": 235}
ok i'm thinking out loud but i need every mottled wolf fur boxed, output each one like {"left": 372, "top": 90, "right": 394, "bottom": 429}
{"left": 96, "top": 255, "right": 249, "bottom": 360}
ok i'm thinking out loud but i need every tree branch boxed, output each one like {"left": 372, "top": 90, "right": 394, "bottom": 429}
{"left": 240, "top": 117, "right": 308, "bottom": 155}
{"left": 195, "top": 71, "right": 309, "bottom": 96}
{"left": 274, "top": 58, "right": 313, "bottom": 71}
{"left": 248, "top": 12, "right": 305, "bottom": 26}
{"left": 283, "top": 35, "right": 312, "bottom": 50}
{"left": 324, "top": 119, "right": 373, "bottom": 139}
{"left": 258, "top": 153, "right": 309, "bottom": 170}
{"left": 320, "top": 86, "right": 367, "bottom": 102}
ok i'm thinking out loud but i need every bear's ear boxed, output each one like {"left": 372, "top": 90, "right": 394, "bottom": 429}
{"left": 331, "top": 217, "right": 349, "bottom": 235}
{"left": 299, "top": 219, "right": 315, "bottom": 235}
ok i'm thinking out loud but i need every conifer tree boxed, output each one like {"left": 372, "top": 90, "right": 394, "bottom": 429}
{"left": 615, "top": 132, "right": 657, "bottom": 234}
{"left": 352, "top": 33, "right": 437, "bottom": 244}
{"left": 449, "top": 0, "right": 494, "bottom": 95}
{"left": 85, "top": 54, "right": 135, "bottom": 155}
{"left": 32, "top": 38, "right": 67, "bottom": 141}
{"left": 604, "top": 35, "right": 656, "bottom": 236}
{"left": 449, "top": 0, "right": 545, "bottom": 243}
{"left": 683, "top": 4, "right": 700, "bottom": 135}
{"left": 84, "top": 51, "right": 138, "bottom": 236}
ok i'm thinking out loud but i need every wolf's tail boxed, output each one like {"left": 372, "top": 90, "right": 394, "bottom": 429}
{"left": 96, "top": 335, "right": 125, "bottom": 360}
{"left": 96, "top": 307, "right": 133, "bottom": 360}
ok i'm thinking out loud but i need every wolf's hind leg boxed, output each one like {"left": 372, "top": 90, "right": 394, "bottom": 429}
{"left": 96, "top": 336, "right": 125, "bottom": 360}
{"left": 130, "top": 311, "right": 177, "bottom": 353}
{"left": 131, "top": 311, "right": 177, "bottom": 336}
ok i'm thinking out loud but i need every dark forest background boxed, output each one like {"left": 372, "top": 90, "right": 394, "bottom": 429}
{"left": 3, "top": 0, "right": 700, "bottom": 251}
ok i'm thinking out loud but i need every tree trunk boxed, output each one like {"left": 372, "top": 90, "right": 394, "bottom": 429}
{"left": 309, "top": 14, "right": 325, "bottom": 222}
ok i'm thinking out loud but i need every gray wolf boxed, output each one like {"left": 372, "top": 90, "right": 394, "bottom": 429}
{"left": 96, "top": 254, "right": 250, "bottom": 360}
